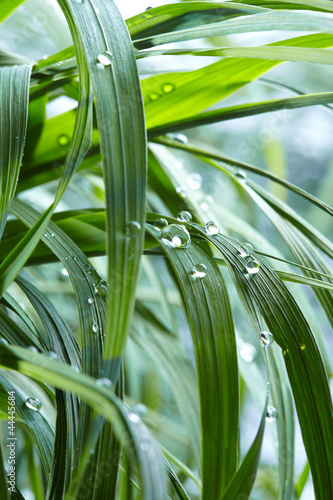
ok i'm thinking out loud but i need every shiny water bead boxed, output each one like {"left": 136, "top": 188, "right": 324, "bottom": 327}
{"left": 240, "top": 343, "right": 256, "bottom": 363}
{"left": 186, "top": 173, "right": 202, "bottom": 190}
{"left": 128, "top": 412, "right": 140, "bottom": 424}
{"left": 266, "top": 405, "right": 278, "bottom": 423}
{"left": 162, "top": 83, "right": 174, "bottom": 94}
{"left": 132, "top": 404, "right": 148, "bottom": 418}
{"left": 239, "top": 243, "right": 253, "bottom": 257}
{"left": 85, "top": 264, "right": 94, "bottom": 274}
{"left": 58, "top": 134, "right": 70, "bottom": 147}
{"left": 192, "top": 264, "right": 207, "bottom": 278}
{"left": 0, "top": 338, "right": 8, "bottom": 345}
{"left": 92, "top": 321, "right": 99, "bottom": 334}
{"left": 97, "top": 51, "right": 113, "bottom": 66}
{"left": 126, "top": 221, "right": 141, "bottom": 237}
{"left": 94, "top": 280, "right": 108, "bottom": 298}
{"left": 51, "top": 233, "right": 55, "bottom": 238}
{"left": 28, "top": 346, "right": 38, "bottom": 353}
{"left": 260, "top": 331, "right": 274, "bottom": 346}
{"left": 96, "top": 378, "right": 113, "bottom": 388}
{"left": 47, "top": 351, "right": 58, "bottom": 360}
{"left": 177, "top": 211, "right": 192, "bottom": 223}
{"left": 205, "top": 221, "right": 219, "bottom": 235}
{"left": 60, "top": 268, "right": 69, "bottom": 277}
{"left": 25, "top": 397, "right": 41, "bottom": 412}
{"left": 88, "top": 298, "right": 94, "bottom": 305}
{"left": 245, "top": 258, "right": 260, "bottom": 275}
{"left": 171, "top": 133, "right": 188, "bottom": 144}
{"left": 235, "top": 170, "right": 247, "bottom": 184}
{"left": 176, "top": 186, "right": 187, "bottom": 198}
{"left": 154, "top": 218, "right": 168, "bottom": 231}
{"left": 149, "top": 92, "right": 159, "bottom": 101}
{"left": 161, "top": 224, "right": 191, "bottom": 248}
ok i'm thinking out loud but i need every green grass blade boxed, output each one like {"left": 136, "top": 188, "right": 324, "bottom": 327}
{"left": 0, "top": 0, "right": 26, "bottom": 23}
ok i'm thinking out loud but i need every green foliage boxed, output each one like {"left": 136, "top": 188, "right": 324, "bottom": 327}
{"left": 0, "top": 1, "right": 332, "bottom": 499}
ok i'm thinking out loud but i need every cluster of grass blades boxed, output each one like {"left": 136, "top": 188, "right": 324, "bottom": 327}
{"left": 0, "top": 0, "right": 332, "bottom": 499}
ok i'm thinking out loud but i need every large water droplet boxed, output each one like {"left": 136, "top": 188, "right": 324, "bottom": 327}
{"left": 266, "top": 405, "right": 278, "bottom": 422}
{"left": 149, "top": 92, "right": 159, "bottom": 101}
{"left": 186, "top": 173, "right": 202, "bottom": 190}
{"left": 27, "top": 346, "right": 38, "bottom": 353}
{"left": 128, "top": 412, "right": 140, "bottom": 424}
{"left": 171, "top": 133, "right": 188, "bottom": 144}
{"left": 177, "top": 211, "right": 192, "bottom": 223}
{"left": 94, "top": 280, "right": 108, "bottom": 298}
{"left": 85, "top": 264, "right": 94, "bottom": 274}
{"left": 245, "top": 258, "right": 260, "bottom": 275}
{"left": 88, "top": 298, "right": 94, "bottom": 305}
{"left": 176, "top": 186, "right": 187, "bottom": 198}
{"left": 60, "top": 268, "right": 69, "bottom": 277}
{"left": 132, "top": 404, "right": 148, "bottom": 418}
{"left": 260, "top": 331, "right": 274, "bottom": 346}
{"left": 92, "top": 321, "right": 99, "bottom": 334}
{"left": 154, "top": 218, "right": 168, "bottom": 231}
{"left": 235, "top": 170, "right": 247, "bottom": 184}
{"left": 96, "top": 378, "right": 113, "bottom": 388}
{"left": 126, "top": 221, "right": 141, "bottom": 237}
{"left": 239, "top": 243, "right": 253, "bottom": 257}
{"left": 47, "top": 351, "right": 58, "bottom": 360}
{"left": 0, "top": 338, "right": 8, "bottom": 345}
{"left": 240, "top": 343, "right": 256, "bottom": 363}
{"left": 205, "top": 221, "right": 219, "bottom": 235}
{"left": 161, "top": 224, "right": 191, "bottom": 248}
{"left": 162, "top": 83, "right": 174, "bottom": 94}
{"left": 58, "top": 134, "right": 70, "bottom": 147}
{"left": 97, "top": 51, "right": 113, "bottom": 66}
{"left": 192, "top": 263, "right": 207, "bottom": 278}
{"left": 25, "top": 397, "right": 41, "bottom": 412}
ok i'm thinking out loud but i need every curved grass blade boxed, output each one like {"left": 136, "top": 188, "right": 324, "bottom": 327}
{"left": 0, "top": 0, "right": 26, "bottom": 23}
{"left": 0, "top": 64, "right": 31, "bottom": 238}
{"left": 0, "top": 344, "right": 167, "bottom": 500}
{"left": 146, "top": 223, "right": 239, "bottom": 499}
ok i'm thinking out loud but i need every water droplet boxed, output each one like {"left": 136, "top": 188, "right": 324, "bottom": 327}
{"left": 126, "top": 221, "right": 141, "bottom": 237}
{"left": 128, "top": 412, "right": 140, "bottom": 424}
{"left": 0, "top": 338, "right": 8, "bottom": 345}
{"left": 51, "top": 233, "right": 55, "bottom": 238}
{"left": 72, "top": 366, "right": 80, "bottom": 373}
{"left": 186, "top": 173, "right": 202, "bottom": 190}
{"left": 144, "top": 12, "right": 155, "bottom": 19}
{"left": 199, "top": 195, "right": 213, "bottom": 212}
{"left": 245, "top": 258, "right": 260, "bottom": 275}
{"left": 239, "top": 243, "right": 253, "bottom": 257}
{"left": 58, "top": 134, "right": 70, "bottom": 147}
{"left": 205, "top": 221, "right": 219, "bottom": 235}
{"left": 73, "top": 256, "right": 77, "bottom": 262}
{"left": 85, "top": 264, "right": 94, "bottom": 274}
{"left": 25, "top": 397, "right": 41, "bottom": 412}
{"left": 240, "top": 343, "right": 256, "bottom": 363}
{"left": 42, "top": 55, "right": 48, "bottom": 60}
{"left": 235, "top": 170, "right": 247, "bottom": 184}
{"left": 92, "top": 321, "right": 99, "bottom": 334}
{"left": 88, "top": 298, "right": 94, "bottom": 305}
{"left": 94, "top": 280, "right": 108, "bottom": 298}
{"left": 266, "top": 405, "right": 278, "bottom": 422}
{"left": 97, "top": 51, "right": 113, "bottom": 66}
{"left": 260, "top": 331, "right": 274, "bottom": 346}
{"left": 132, "top": 404, "right": 148, "bottom": 418}
{"left": 176, "top": 187, "right": 187, "bottom": 198}
{"left": 177, "top": 211, "right": 192, "bottom": 223}
{"left": 96, "top": 378, "right": 113, "bottom": 388}
{"left": 162, "top": 83, "right": 174, "bottom": 94}
{"left": 171, "top": 133, "right": 188, "bottom": 144}
{"left": 89, "top": 449, "right": 95, "bottom": 455}
{"left": 192, "top": 264, "right": 207, "bottom": 278}
{"left": 300, "top": 343, "right": 306, "bottom": 350}
{"left": 149, "top": 92, "right": 159, "bottom": 101}
{"left": 60, "top": 268, "right": 69, "bottom": 277}
{"left": 27, "top": 346, "right": 38, "bottom": 353}
{"left": 145, "top": 6, "right": 153, "bottom": 10}
{"left": 154, "top": 218, "right": 168, "bottom": 231}
{"left": 47, "top": 351, "right": 58, "bottom": 360}
{"left": 161, "top": 224, "right": 191, "bottom": 248}
{"left": 44, "top": 233, "right": 48, "bottom": 238}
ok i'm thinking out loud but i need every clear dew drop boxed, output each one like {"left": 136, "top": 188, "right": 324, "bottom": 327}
{"left": 149, "top": 92, "right": 159, "bottom": 101}
{"left": 89, "top": 449, "right": 95, "bottom": 455}
{"left": 51, "top": 233, "right": 55, "bottom": 238}
{"left": 94, "top": 280, "right": 108, "bottom": 298}
{"left": 245, "top": 258, "right": 260, "bottom": 275}
{"left": 176, "top": 186, "right": 188, "bottom": 198}
{"left": 171, "top": 133, "right": 188, "bottom": 144}
{"left": 126, "top": 221, "right": 141, "bottom": 237}
{"left": 73, "top": 256, "right": 78, "bottom": 262}
{"left": 128, "top": 412, "right": 140, "bottom": 424}
{"left": 162, "top": 83, "right": 174, "bottom": 94}
{"left": 60, "top": 268, "right": 69, "bottom": 277}
{"left": 25, "top": 397, "right": 41, "bottom": 412}
{"left": 58, "top": 134, "right": 70, "bottom": 147}
{"left": 0, "top": 338, "right": 8, "bottom": 345}
{"left": 47, "top": 351, "right": 58, "bottom": 360}
{"left": 235, "top": 170, "right": 247, "bottom": 184}
{"left": 260, "top": 331, "right": 274, "bottom": 346}
{"left": 239, "top": 243, "right": 253, "bottom": 257}
{"left": 97, "top": 51, "right": 113, "bottom": 66}
{"left": 92, "top": 321, "right": 99, "bottom": 334}
{"left": 44, "top": 233, "right": 48, "bottom": 238}
{"left": 266, "top": 405, "right": 278, "bottom": 423}
{"left": 96, "top": 378, "right": 112, "bottom": 388}
{"left": 88, "top": 298, "right": 94, "bottom": 305}
{"left": 240, "top": 343, "right": 257, "bottom": 363}
{"left": 177, "top": 211, "right": 192, "bottom": 223}
{"left": 28, "top": 346, "right": 38, "bottom": 353}
{"left": 154, "top": 218, "right": 168, "bottom": 231}
{"left": 161, "top": 224, "right": 191, "bottom": 249}
{"left": 132, "top": 404, "right": 148, "bottom": 418}
{"left": 205, "top": 221, "right": 219, "bottom": 236}
{"left": 192, "top": 263, "right": 207, "bottom": 278}
{"left": 85, "top": 264, "right": 94, "bottom": 274}
{"left": 186, "top": 173, "right": 202, "bottom": 190}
